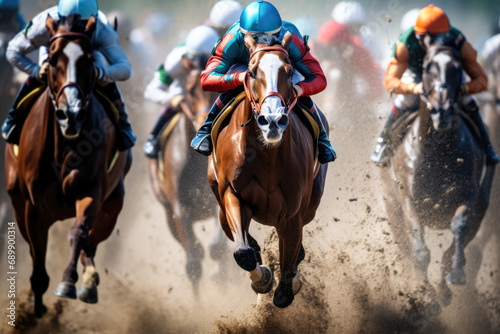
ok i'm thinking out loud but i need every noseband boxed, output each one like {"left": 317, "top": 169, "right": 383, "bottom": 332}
{"left": 48, "top": 32, "right": 94, "bottom": 109}
{"left": 243, "top": 46, "right": 298, "bottom": 117}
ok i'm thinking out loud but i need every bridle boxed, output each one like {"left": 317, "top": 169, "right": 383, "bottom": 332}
{"left": 243, "top": 46, "right": 298, "bottom": 118}
{"left": 47, "top": 32, "right": 95, "bottom": 109}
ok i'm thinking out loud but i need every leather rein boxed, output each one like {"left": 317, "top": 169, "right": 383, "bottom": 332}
{"left": 48, "top": 32, "right": 95, "bottom": 109}
{"left": 243, "top": 46, "right": 298, "bottom": 117}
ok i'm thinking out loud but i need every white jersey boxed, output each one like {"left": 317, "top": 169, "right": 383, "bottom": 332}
{"left": 481, "top": 34, "right": 500, "bottom": 75}
{"left": 144, "top": 44, "right": 189, "bottom": 105}
{"left": 6, "top": 6, "right": 131, "bottom": 83}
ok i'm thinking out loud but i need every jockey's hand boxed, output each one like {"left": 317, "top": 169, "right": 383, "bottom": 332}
{"left": 408, "top": 82, "right": 424, "bottom": 95}
{"left": 169, "top": 95, "right": 184, "bottom": 109}
{"left": 239, "top": 72, "right": 246, "bottom": 84}
{"left": 293, "top": 84, "right": 303, "bottom": 97}
{"left": 38, "top": 62, "right": 50, "bottom": 82}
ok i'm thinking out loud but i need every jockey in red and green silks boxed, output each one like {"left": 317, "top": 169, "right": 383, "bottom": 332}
{"left": 191, "top": 0, "right": 336, "bottom": 164}
{"left": 2, "top": 0, "right": 136, "bottom": 151}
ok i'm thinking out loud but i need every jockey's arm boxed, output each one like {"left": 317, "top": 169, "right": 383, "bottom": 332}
{"left": 288, "top": 33, "right": 327, "bottom": 97}
{"left": 6, "top": 9, "right": 52, "bottom": 78}
{"left": 384, "top": 42, "right": 414, "bottom": 95}
{"left": 461, "top": 41, "right": 488, "bottom": 94}
{"left": 200, "top": 33, "right": 245, "bottom": 92}
{"left": 144, "top": 46, "right": 186, "bottom": 104}
{"left": 93, "top": 13, "right": 131, "bottom": 83}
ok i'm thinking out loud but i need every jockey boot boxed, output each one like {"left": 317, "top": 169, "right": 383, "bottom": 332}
{"left": 100, "top": 82, "right": 137, "bottom": 151}
{"left": 190, "top": 100, "right": 221, "bottom": 156}
{"left": 143, "top": 107, "right": 175, "bottom": 159}
{"left": 1, "top": 76, "right": 44, "bottom": 144}
{"left": 191, "top": 86, "right": 244, "bottom": 155}
{"left": 371, "top": 111, "right": 399, "bottom": 167}
{"left": 309, "top": 108, "right": 337, "bottom": 164}
{"left": 462, "top": 100, "right": 500, "bottom": 165}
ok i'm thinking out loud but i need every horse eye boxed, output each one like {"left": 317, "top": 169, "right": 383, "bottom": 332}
{"left": 248, "top": 71, "right": 256, "bottom": 79}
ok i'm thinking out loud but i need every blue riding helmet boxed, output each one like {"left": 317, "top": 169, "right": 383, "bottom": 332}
{"left": 240, "top": 0, "right": 281, "bottom": 35}
{"left": 0, "top": 0, "right": 18, "bottom": 9}
{"left": 58, "top": 0, "right": 98, "bottom": 19}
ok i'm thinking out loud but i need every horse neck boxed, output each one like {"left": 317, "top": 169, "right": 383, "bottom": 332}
{"left": 417, "top": 106, "right": 463, "bottom": 151}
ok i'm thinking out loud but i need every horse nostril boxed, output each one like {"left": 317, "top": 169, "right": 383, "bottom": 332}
{"left": 75, "top": 110, "right": 86, "bottom": 122}
{"left": 257, "top": 115, "right": 269, "bottom": 127}
{"left": 278, "top": 115, "right": 289, "bottom": 127}
{"left": 56, "top": 109, "right": 67, "bottom": 120}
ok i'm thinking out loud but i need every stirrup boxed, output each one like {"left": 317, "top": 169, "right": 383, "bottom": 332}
{"left": 143, "top": 140, "right": 159, "bottom": 159}
{"left": 371, "top": 140, "right": 388, "bottom": 167}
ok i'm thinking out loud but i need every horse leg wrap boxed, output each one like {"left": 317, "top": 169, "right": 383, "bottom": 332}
{"left": 250, "top": 265, "right": 274, "bottom": 294}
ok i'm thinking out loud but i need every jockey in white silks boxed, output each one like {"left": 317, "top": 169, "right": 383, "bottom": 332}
{"left": 2, "top": 0, "right": 136, "bottom": 151}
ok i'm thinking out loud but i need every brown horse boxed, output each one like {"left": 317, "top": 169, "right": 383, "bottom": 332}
{"left": 148, "top": 55, "right": 224, "bottom": 297}
{"left": 208, "top": 32, "right": 328, "bottom": 308}
{"left": 4, "top": 15, "right": 132, "bottom": 317}
{"left": 381, "top": 43, "right": 495, "bottom": 316}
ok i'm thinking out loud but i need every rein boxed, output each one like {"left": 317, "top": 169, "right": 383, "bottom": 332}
{"left": 48, "top": 32, "right": 94, "bottom": 109}
{"left": 243, "top": 46, "right": 298, "bottom": 118}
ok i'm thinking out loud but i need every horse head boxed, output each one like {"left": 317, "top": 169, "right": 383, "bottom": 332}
{"left": 243, "top": 31, "right": 297, "bottom": 144}
{"left": 422, "top": 42, "right": 463, "bottom": 132}
{"left": 181, "top": 54, "right": 215, "bottom": 127}
{"left": 45, "top": 14, "right": 96, "bottom": 138}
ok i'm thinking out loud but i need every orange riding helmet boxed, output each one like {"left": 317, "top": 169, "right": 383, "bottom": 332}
{"left": 414, "top": 4, "right": 450, "bottom": 35}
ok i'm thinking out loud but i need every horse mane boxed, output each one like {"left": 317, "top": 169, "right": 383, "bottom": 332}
{"left": 57, "top": 14, "right": 87, "bottom": 33}
{"left": 253, "top": 32, "right": 281, "bottom": 47}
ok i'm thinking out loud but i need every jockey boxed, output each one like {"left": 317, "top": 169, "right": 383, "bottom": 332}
{"left": 2, "top": 0, "right": 136, "bottom": 151}
{"left": 143, "top": 0, "right": 242, "bottom": 159}
{"left": 331, "top": 1, "right": 384, "bottom": 65}
{"left": 371, "top": 4, "right": 499, "bottom": 166}
{"left": 191, "top": 0, "right": 336, "bottom": 164}
{"left": 316, "top": 19, "right": 383, "bottom": 102}
{"left": 0, "top": 0, "right": 25, "bottom": 33}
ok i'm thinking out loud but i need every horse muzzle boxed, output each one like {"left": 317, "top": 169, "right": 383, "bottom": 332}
{"left": 56, "top": 108, "right": 86, "bottom": 139}
{"left": 257, "top": 112, "right": 289, "bottom": 143}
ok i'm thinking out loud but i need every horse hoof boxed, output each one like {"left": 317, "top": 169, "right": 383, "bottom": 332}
{"left": 273, "top": 282, "right": 294, "bottom": 308}
{"left": 54, "top": 281, "right": 77, "bottom": 299}
{"left": 234, "top": 248, "right": 257, "bottom": 271}
{"left": 78, "top": 286, "right": 98, "bottom": 304}
{"left": 446, "top": 269, "right": 468, "bottom": 285}
{"left": 251, "top": 265, "right": 274, "bottom": 294}
{"left": 292, "top": 270, "right": 302, "bottom": 295}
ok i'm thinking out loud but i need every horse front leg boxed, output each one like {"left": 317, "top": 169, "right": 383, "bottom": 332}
{"left": 78, "top": 182, "right": 124, "bottom": 304}
{"left": 403, "top": 199, "right": 442, "bottom": 316}
{"left": 55, "top": 194, "right": 100, "bottom": 300}
{"left": 273, "top": 218, "right": 303, "bottom": 308}
{"left": 24, "top": 203, "right": 51, "bottom": 317}
{"left": 221, "top": 187, "right": 273, "bottom": 295}
{"left": 443, "top": 205, "right": 473, "bottom": 285}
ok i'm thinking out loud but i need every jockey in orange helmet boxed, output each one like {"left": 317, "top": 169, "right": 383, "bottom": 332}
{"left": 371, "top": 4, "right": 499, "bottom": 166}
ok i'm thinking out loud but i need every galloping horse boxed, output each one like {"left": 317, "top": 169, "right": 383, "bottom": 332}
{"left": 381, "top": 42, "right": 495, "bottom": 315}
{"left": 208, "top": 32, "right": 328, "bottom": 308}
{"left": 5, "top": 14, "right": 132, "bottom": 317}
{"left": 0, "top": 30, "right": 18, "bottom": 262}
{"left": 148, "top": 55, "right": 224, "bottom": 297}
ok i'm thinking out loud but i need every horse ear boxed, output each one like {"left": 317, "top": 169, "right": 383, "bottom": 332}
{"left": 85, "top": 15, "right": 97, "bottom": 36}
{"left": 46, "top": 14, "right": 57, "bottom": 36}
{"left": 282, "top": 31, "right": 293, "bottom": 51}
{"left": 244, "top": 32, "right": 257, "bottom": 54}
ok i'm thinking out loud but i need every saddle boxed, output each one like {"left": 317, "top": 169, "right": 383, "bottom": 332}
{"left": 210, "top": 91, "right": 320, "bottom": 156}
